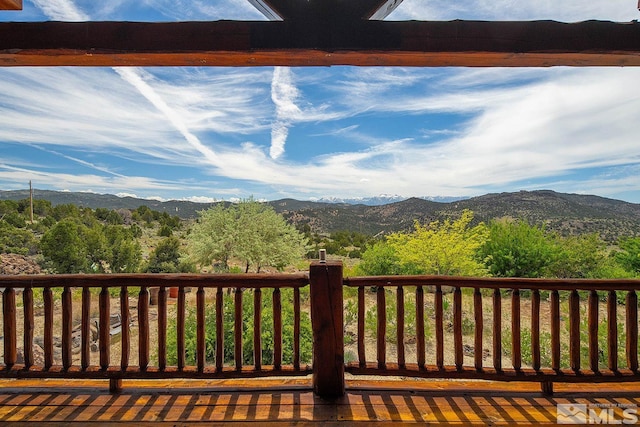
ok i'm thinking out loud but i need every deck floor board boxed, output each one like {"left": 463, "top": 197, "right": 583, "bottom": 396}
{"left": 0, "top": 378, "right": 638, "bottom": 425}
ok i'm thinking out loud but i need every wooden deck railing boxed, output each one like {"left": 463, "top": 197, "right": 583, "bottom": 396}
{"left": 344, "top": 273, "right": 640, "bottom": 395}
{"left": 0, "top": 273, "right": 312, "bottom": 392}
{"left": 1, "top": 260, "right": 640, "bottom": 397}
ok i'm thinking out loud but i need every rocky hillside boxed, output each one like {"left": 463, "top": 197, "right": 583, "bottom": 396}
{"left": 276, "top": 191, "right": 640, "bottom": 242}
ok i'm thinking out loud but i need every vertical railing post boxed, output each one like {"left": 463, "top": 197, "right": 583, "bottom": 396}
{"left": 309, "top": 260, "right": 345, "bottom": 398}
{"left": 3, "top": 287, "right": 17, "bottom": 368}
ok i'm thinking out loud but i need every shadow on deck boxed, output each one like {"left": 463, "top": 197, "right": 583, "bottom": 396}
{"left": 0, "top": 378, "right": 639, "bottom": 426}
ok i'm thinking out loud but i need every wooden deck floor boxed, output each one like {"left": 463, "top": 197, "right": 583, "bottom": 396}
{"left": 0, "top": 378, "right": 639, "bottom": 426}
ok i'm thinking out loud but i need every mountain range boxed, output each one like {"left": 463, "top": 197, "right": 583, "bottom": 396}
{"left": 1, "top": 189, "right": 639, "bottom": 242}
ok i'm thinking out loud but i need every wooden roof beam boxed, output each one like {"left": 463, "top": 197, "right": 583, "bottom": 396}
{"left": 1, "top": 20, "right": 639, "bottom": 67}
{"left": 0, "top": 0, "right": 21, "bottom": 10}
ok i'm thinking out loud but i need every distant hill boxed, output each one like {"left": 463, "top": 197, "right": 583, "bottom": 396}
{"left": 1, "top": 189, "right": 639, "bottom": 242}
{"left": 309, "top": 194, "right": 464, "bottom": 205}
{"left": 0, "top": 189, "right": 219, "bottom": 218}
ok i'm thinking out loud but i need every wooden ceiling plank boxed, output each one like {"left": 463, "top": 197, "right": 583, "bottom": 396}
{"left": 0, "top": 0, "right": 22, "bottom": 11}
{"left": 1, "top": 20, "right": 639, "bottom": 67}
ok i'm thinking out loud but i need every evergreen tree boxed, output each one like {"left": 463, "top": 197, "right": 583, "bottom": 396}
{"left": 40, "top": 219, "right": 88, "bottom": 273}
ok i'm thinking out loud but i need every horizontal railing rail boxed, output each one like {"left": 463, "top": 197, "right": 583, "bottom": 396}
{"left": 344, "top": 275, "right": 640, "bottom": 394}
{"left": 0, "top": 273, "right": 312, "bottom": 392}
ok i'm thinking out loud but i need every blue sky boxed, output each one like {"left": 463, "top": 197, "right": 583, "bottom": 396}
{"left": 1, "top": 0, "right": 640, "bottom": 203}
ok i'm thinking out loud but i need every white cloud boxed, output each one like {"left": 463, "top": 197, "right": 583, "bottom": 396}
{"left": 269, "top": 67, "right": 301, "bottom": 159}
{"left": 114, "top": 67, "right": 221, "bottom": 167}
{"left": 116, "top": 192, "right": 138, "bottom": 198}
{"left": 30, "top": 0, "right": 88, "bottom": 20}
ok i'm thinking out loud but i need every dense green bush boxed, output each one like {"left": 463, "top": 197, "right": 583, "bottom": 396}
{"left": 615, "top": 237, "right": 640, "bottom": 276}
{"left": 0, "top": 221, "right": 38, "bottom": 255}
{"left": 479, "top": 220, "right": 558, "bottom": 278}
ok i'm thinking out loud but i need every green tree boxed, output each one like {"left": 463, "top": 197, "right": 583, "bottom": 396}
{"left": 105, "top": 209, "right": 124, "bottom": 225}
{"left": 0, "top": 221, "right": 38, "bottom": 255}
{"left": 234, "top": 200, "right": 307, "bottom": 272}
{"left": 40, "top": 219, "right": 88, "bottom": 273}
{"left": 387, "top": 210, "right": 488, "bottom": 276}
{"left": 187, "top": 199, "right": 308, "bottom": 273}
{"left": 83, "top": 223, "right": 108, "bottom": 272}
{"left": 134, "top": 205, "right": 155, "bottom": 225}
{"left": 356, "top": 241, "right": 404, "bottom": 276}
{"left": 2, "top": 211, "right": 26, "bottom": 228}
{"left": 31, "top": 199, "right": 52, "bottom": 216}
{"left": 0, "top": 200, "right": 19, "bottom": 216}
{"left": 187, "top": 203, "right": 237, "bottom": 271}
{"left": 51, "top": 203, "right": 81, "bottom": 221}
{"left": 158, "top": 224, "right": 173, "bottom": 237}
{"left": 104, "top": 226, "right": 142, "bottom": 273}
{"left": 145, "top": 237, "right": 183, "bottom": 273}
{"left": 548, "top": 233, "right": 617, "bottom": 278}
{"left": 615, "top": 237, "right": 640, "bottom": 275}
{"left": 479, "top": 219, "right": 558, "bottom": 278}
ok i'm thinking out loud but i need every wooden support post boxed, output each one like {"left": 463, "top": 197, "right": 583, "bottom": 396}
{"left": 177, "top": 287, "right": 186, "bottom": 371}
{"left": 158, "top": 286, "right": 167, "bottom": 371}
{"left": 569, "top": 290, "right": 581, "bottom": 372}
{"left": 454, "top": 287, "right": 463, "bottom": 371}
{"left": 357, "top": 286, "right": 366, "bottom": 367}
{"left": 234, "top": 287, "right": 243, "bottom": 372}
{"left": 254, "top": 289, "right": 263, "bottom": 370}
{"left": 474, "top": 288, "right": 483, "bottom": 372}
{"left": 376, "top": 285, "right": 386, "bottom": 369}
{"left": 627, "top": 291, "right": 638, "bottom": 372}
{"left": 492, "top": 289, "right": 502, "bottom": 372}
{"left": 197, "top": 286, "right": 206, "bottom": 373}
{"left": 138, "top": 287, "right": 150, "bottom": 371}
{"left": 293, "top": 287, "right": 301, "bottom": 371}
{"left": 99, "top": 287, "right": 110, "bottom": 370}
{"left": 531, "top": 289, "right": 541, "bottom": 371}
{"left": 110, "top": 378, "right": 122, "bottom": 393}
{"left": 416, "top": 286, "right": 425, "bottom": 370}
{"left": 44, "top": 287, "right": 53, "bottom": 369}
{"left": 550, "top": 290, "right": 561, "bottom": 371}
{"left": 23, "top": 288, "right": 34, "bottom": 368}
{"left": 3, "top": 287, "right": 16, "bottom": 367}
{"left": 397, "top": 286, "right": 405, "bottom": 369}
{"left": 215, "top": 287, "right": 224, "bottom": 372}
{"left": 512, "top": 289, "right": 521, "bottom": 371}
{"left": 273, "top": 288, "right": 283, "bottom": 370}
{"left": 81, "top": 287, "right": 91, "bottom": 370}
{"left": 435, "top": 286, "right": 444, "bottom": 370}
{"left": 310, "top": 260, "right": 345, "bottom": 398}
{"left": 588, "top": 290, "right": 599, "bottom": 372}
{"left": 62, "top": 287, "right": 72, "bottom": 370}
{"left": 607, "top": 290, "right": 618, "bottom": 371}
{"left": 120, "top": 286, "right": 130, "bottom": 371}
